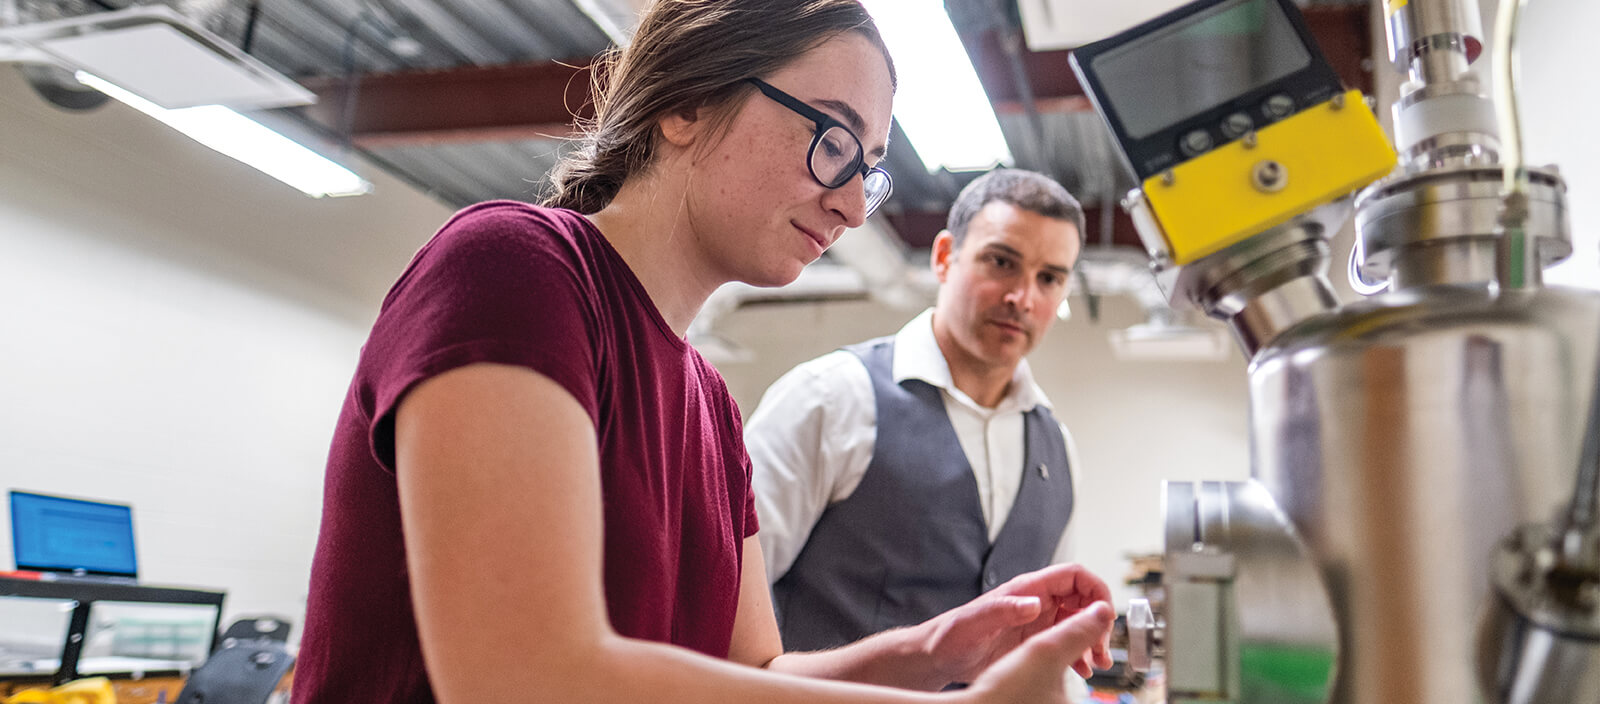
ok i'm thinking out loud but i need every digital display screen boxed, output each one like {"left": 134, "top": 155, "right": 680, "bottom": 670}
{"left": 1089, "top": 0, "right": 1312, "bottom": 138}
{"left": 10, "top": 491, "right": 138, "bottom": 577}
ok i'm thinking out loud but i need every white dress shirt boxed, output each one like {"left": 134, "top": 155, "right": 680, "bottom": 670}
{"left": 747, "top": 309, "right": 1082, "bottom": 584}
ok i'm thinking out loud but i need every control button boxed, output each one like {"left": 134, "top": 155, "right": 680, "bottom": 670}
{"left": 1179, "top": 129, "right": 1213, "bottom": 157}
{"left": 1221, "top": 112, "right": 1254, "bottom": 139}
{"left": 1263, "top": 94, "right": 1296, "bottom": 120}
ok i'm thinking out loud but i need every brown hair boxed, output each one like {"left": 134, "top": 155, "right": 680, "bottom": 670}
{"left": 946, "top": 169, "right": 1087, "bottom": 250}
{"left": 543, "top": 0, "right": 896, "bottom": 214}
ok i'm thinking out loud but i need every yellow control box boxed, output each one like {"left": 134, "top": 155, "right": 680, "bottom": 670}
{"left": 1142, "top": 90, "right": 1396, "bottom": 265}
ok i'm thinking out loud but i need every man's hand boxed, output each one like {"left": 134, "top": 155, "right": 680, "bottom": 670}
{"left": 918, "top": 564, "right": 1114, "bottom": 686}
{"left": 961, "top": 601, "right": 1117, "bottom": 704}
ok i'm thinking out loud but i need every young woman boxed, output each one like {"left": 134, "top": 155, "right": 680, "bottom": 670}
{"left": 291, "top": 2, "right": 1114, "bottom": 702}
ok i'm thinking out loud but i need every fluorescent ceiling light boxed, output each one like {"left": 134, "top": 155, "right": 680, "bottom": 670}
{"left": 1017, "top": 0, "right": 1195, "bottom": 51}
{"left": 1108, "top": 323, "right": 1233, "bottom": 362}
{"left": 77, "top": 71, "right": 371, "bottom": 199}
{"left": 572, "top": 0, "right": 648, "bottom": 46}
{"left": 859, "top": 0, "right": 1013, "bottom": 173}
{"left": 0, "top": 5, "right": 313, "bottom": 110}
{"left": 43, "top": 23, "right": 312, "bottom": 110}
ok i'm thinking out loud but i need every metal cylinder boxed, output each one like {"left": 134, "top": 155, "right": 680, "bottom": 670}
{"left": 1479, "top": 520, "right": 1600, "bottom": 704}
{"left": 1479, "top": 607, "right": 1600, "bottom": 704}
{"left": 1391, "top": 85, "right": 1500, "bottom": 170}
{"left": 1408, "top": 37, "right": 1474, "bottom": 86}
{"left": 1385, "top": 0, "right": 1485, "bottom": 72}
{"left": 1228, "top": 275, "right": 1340, "bottom": 356}
{"left": 1384, "top": 0, "right": 1499, "bottom": 174}
{"left": 1354, "top": 165, "right": 1571, "bottom": 290}
{"left": 1162, "top": 480, "right": 1340, "bottom": 704}
{"left": 1168, "top": 210, "right": 1344, "bottom": 357}
{"left": 1249, "top": 286, "right": 1600, "bottom": 704}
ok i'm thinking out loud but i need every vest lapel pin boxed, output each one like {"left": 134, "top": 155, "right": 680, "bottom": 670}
{"left": 1038, "top": 463, "right": 1049, "bottom": 480}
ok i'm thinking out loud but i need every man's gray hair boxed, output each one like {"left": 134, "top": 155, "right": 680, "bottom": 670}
{"left": 945, "top": 169, "right": 1086, "bottom": 250}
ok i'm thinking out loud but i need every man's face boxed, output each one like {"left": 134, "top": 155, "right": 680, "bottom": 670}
{"left": 931, "top": 201, "right": 1082, "bottom": 375}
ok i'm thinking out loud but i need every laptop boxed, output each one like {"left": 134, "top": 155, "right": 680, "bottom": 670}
{"left": 9, "top": 490, "right": 139, "bottom": 584}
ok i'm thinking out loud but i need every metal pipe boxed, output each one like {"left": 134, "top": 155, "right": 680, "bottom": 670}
{"left": 1565, "top": 308, "right": 1600, "bottom": 534}
{"left": 1174, "top": 218, "right": 1341, "bottom": 358}
{"left": 1227, "top": 275, "right": 1340, "bottom": 356}
{"left": 1493, "top": 0, "right": 1530, "bottom": 197}
{"left": 242, "top": 0, "right": 263, "bottom": 55}
{"left": 1410, "top": 41, "right": 1473, "bottom": 86}
{"left": 1493, "top": 0, "right": 1540, "bottom": 291}
{"left": 1100, "top": 183, "right": 1115, "bottom": 249}
{"left": 1387, "top": 0, "right": 1485, "bottom": 72}
{"left": 998, "top": 26, "right": 1047, "bottom": 167}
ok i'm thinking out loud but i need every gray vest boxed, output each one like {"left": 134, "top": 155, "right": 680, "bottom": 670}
{"left": 771, "top": 336, "right": 1075, "bottom": 652}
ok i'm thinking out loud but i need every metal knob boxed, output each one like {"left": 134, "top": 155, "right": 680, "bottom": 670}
{"left": 1252, "top": 160, "right": 1289, "bottom": 193}
{"left": 1127, "top": 597, "right": 1157, "bottom": 673}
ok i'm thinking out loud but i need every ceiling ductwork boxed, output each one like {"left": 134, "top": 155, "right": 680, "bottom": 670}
{"left": 688, "top": 216, "right": 935, "bottom": 364}
{"left": 690, "top": 239, "right": 1228, "bottom": 365}
{"left": 689, "top": 264, "right": 877, "bottom": 365}
{"left": 1073, "top": 247, "right": 1232, "bottom": 362}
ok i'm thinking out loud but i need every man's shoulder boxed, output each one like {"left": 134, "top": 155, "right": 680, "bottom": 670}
{"left": 786, "top": 348, "right": 872, "bottom": 386}
{"left": 746, "top": 349, "right": 875, "bottom": 437}
{"left": 838, "top": 334, "right": 895, "bottom": 357}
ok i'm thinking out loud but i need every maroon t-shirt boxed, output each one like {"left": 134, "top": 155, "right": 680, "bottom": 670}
{"left": 291, "top": 201, "right": 759, "bottom": 703}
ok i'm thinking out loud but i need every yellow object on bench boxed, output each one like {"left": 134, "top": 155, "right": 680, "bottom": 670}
{"left": 3, "top": 677, "right": 116, "bottom": 704}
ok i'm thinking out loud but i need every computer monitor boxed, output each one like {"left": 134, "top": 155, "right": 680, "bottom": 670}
{"left": 9, "top": 490, "right": 138, "bottom": 580}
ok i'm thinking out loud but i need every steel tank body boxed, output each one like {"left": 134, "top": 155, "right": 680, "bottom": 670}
{"left": 1246, "top": 284, "right": 1600, "bottom": 704}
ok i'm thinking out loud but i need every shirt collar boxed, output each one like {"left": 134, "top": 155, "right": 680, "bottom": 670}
{"left": 891, "top": 308, "right": 1051, "bottom": 413}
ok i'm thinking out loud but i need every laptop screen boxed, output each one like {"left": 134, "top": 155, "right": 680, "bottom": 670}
{"left": 10, "top": 490, "right": 138, "bottom": 579}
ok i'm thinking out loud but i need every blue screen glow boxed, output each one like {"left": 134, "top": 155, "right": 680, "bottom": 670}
{"left": 10, "top": 491, "right": 137, "bottom": 577}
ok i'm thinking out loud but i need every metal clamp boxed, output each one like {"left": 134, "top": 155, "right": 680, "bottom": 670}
{"left": 1127, "top": 597, "right": 1159, "bottom": 674}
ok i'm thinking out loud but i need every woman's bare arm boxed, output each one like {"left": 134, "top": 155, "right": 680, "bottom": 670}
{"left": 396, "top": 363, "right": 1108, "bottom": 703}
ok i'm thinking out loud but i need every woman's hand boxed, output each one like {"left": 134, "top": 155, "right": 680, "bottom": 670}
{"left": 957, "top": 601, "right": 1116, "bottom": 704}
{"left": 918, "top": 564, "right": 1114, "bottom": 685}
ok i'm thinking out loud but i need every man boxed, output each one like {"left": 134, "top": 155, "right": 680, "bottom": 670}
{"left": 747, "top": 168, "right": 1087, "bottom": 653}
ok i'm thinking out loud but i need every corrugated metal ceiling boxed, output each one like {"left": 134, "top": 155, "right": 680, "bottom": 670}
{"left": 9, "top": 0, "right": 1374, "bottom": 243}
{"left": 245, "top": 0, "right": 1136, "bottom": 221}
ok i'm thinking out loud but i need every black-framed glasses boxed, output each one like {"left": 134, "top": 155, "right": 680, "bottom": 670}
{"left": 745, "top": 78, "right": 893, "bottom": 217}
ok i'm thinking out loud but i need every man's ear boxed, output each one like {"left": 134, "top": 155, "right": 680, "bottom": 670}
{"left": 931, "top": 230, "right": 955, "bottom": 284}
{"left": 658, "top": 107, "right": 703, "bottom": 149}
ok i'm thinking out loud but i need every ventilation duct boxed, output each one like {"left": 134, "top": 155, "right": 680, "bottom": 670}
{"left": 689, "top": 264, "right": 874, "bottom": 365}
{"left": 1074, "top": 247, "right": 1232, "bottom": 362}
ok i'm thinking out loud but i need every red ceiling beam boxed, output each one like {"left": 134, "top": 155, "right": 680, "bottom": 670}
{"left": 297, "top": 59, "right": 595, "bottom": 146}
{"left": 1300, "top": 4, "right": 1376, "bottom": 97}
{"left": 294, "top": 5, "right": 1371, "bottom": 147}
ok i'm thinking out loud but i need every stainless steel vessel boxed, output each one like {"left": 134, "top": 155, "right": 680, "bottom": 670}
{"left": 1249, "top": 285, "right": 1600, "bottom": 704}
{"left": 1120, "top": 0, "right": 1600, "bottom": 701}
